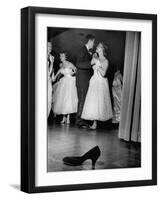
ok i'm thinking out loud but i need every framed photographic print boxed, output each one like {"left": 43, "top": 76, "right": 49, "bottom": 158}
{"left": 21, "top": 6, "right": 157, "bottom": 193}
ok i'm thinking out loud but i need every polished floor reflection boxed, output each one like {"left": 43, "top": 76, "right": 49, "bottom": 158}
{"left": 47, "top": 124, "right": 141, "bottom": 172}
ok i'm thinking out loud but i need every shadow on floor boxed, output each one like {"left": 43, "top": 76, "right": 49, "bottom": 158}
{"left": 10, "top": 184, "right": 20, "bottom": 191}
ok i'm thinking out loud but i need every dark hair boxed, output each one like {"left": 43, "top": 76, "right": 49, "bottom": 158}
{"left": 86, "top": 34, "right": 95, "bottom": 42}
{"left": 59, "top": 51, "right": 68, "bottom": 60}
{"left": 59, "top": 50, "right": 67, "bottom": 56}
{"left": 99, "top": 42, "right": 108, "bottom": 57}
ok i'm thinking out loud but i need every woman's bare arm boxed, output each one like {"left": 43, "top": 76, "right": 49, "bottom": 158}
{"left": 69, "top": 62, "right": 77, "bottom": 74}
{"left": 53, "top": 67, "right": 62, "bottom": 81}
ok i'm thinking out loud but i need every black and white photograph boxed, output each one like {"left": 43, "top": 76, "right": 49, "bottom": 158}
{"left": 21, "top": 6, "right": 157, "bottom": 193}
{"left": 47, "top": 27, "right": 141, "bottom": 172}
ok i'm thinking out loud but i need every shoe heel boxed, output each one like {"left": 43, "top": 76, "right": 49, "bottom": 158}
{"left": 92, "top": 157, "right": 98, "bottom": 169}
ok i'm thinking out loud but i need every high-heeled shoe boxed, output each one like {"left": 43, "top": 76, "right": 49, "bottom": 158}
{"left": 66, "top": 117, "right": 70, "bottom": 125}
{"left": 63, "top": 146, "right": 101, "bottom": 169}
{"left": 60, "top": 117, "right": 66, "bottom": 124}
{"left": 89, "top": 121, "right": 97, "bottom": 130}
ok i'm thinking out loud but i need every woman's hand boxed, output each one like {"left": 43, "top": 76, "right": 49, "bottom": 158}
{"left": 69, "top": 63, "right": 77, "bottom": 74}
{"left": 93, "top": 53, "right": 98, "bottom": 59}
{"left": 73, "top": 66, "right": 77, "bottom": 74}
{"left": 92, "top": 65, "right": 97, "bottom": 70}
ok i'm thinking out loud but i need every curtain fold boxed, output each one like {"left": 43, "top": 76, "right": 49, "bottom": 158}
{"left": 118, "top": 32, "right": 141, "bottom": 142}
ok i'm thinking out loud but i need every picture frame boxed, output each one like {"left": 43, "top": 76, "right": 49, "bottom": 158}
{"left": 21, "top": 6, "right": 157, "bottom": 193}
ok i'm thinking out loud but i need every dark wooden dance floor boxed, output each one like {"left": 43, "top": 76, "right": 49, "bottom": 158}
{"left": 47, "top": 124, "right": 141, "bottom": 172}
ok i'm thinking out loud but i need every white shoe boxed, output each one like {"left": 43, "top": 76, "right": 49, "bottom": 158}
{"left": 66, "top": 115, "right": 70, "bottom": 124}
{"left": 90, "top": 122, "right": 97, "bottom": 130}
{"left": 66, "top": 119, "right": 70, "bottom": 124}
{"left": 60, "top": 118, "right": 66, "bottom": 124}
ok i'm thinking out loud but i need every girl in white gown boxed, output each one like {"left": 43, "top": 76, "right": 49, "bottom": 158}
{"left": 53, "top": 52, "right": 78, "bottom": 124}
{"left": 112, "top": 70, "right": 123, "bottom": 123}
{"left": 81, "top": 43, "right": 113, "bottom": 129}
{"left": 48, "top": 42, "right": 55, "bottom": 117}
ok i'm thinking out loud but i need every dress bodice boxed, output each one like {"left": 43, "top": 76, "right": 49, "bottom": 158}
{"left": 93, "top": 60, "right": 103, "bottom": 77}
{"left": 61, "top": 67, "right": 73, "bottom": 77}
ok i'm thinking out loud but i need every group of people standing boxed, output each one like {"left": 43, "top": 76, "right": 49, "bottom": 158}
{"left": 48, "top": 34, "right": 122, "bottom": 130}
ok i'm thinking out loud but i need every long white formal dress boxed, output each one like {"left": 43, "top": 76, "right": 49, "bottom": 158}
{"left": 112, "top": 71, "right": 123, "bottom": 123}
{"left": 53, "top": 67, "right": 78, "bottom": 115}
{"left": 81, "top": 60, "right": 113, "bottom": 121}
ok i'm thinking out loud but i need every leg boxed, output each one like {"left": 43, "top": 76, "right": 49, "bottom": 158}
{"left": 60, "top": 115, "right": 66, "bottom": 124}
{"left": 76, "top": 86, "right": 89, "bottom": 126}
{"left": 90, "top": 120, "right": 97, "bottom": 130}
{"left": 76, "top": 81, "right": 83, "bottom": 124}
{"left": 76, "top": 73, "right": 90, "bottom": 126}
{"left": 66, "top": 114, "right": 70, "bottom": 124}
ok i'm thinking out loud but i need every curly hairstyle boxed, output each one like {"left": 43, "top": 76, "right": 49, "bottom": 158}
{"left": 99, "top": 42, "right": 108, "bottom": 57}
{"left": 59, "top": 50, "right": 68, "bottom": 59}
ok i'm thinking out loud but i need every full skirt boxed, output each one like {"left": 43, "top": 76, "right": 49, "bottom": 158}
{"left": 81, "top": 75, "right": 113, "bottom": 121}
{"left": 53, "top": 76, "right": 78, "bottom": 114}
